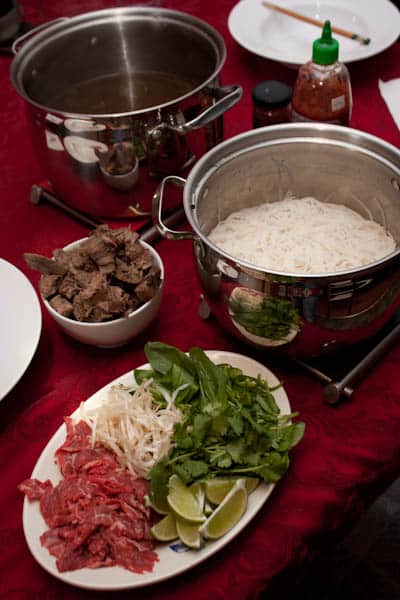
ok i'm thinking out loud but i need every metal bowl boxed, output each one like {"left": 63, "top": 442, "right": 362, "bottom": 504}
{"left": 153, "top": 123, "right": 400, "bottom": 358}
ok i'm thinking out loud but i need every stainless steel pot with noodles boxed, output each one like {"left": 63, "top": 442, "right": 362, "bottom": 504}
{"left": 10, "top": 7, "right": 242, "bottom": 218}
{"left": 153, "top": 123, "right": 400, "bottom": 358}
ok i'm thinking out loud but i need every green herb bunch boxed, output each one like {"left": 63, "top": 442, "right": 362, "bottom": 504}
{"left": 135, "top": 342, "right": 305, "bottom": 507}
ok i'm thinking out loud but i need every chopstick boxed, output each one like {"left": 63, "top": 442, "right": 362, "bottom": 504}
{"left": 262, "top": 2, "right": 371, "bottom": 45}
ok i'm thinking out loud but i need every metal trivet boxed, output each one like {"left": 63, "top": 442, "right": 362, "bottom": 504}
{"left": 295, "top": 316, "right": 400, "bottom": 404}
{"left": 30, "top": 183, "right": 185, "bottom": 244}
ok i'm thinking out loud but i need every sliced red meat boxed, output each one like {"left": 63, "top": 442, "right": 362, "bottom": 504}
{"left": 86, "top": 531, "right": 112, "bottom": 566}
{"left": 124, "top": 478, "right": 148, "bottom": 502}
{"left": 58, "top": 446, "right": 121, "bottom": 478}
{"left": 89, "top": 469, "right": 138, "bottom": 494}
{"left": 104, "top": 533, "right": 158, "bottom": 575}
{"left": 41, "top": 527, "right": 70, "bottom": 559}
{"left": 58, "top": 418, "right": 91, "bottom": 453}
{"left": 18, "top": 478, "right": 53, "bottom": 500}
{"left": 40, "top": 477, "right": 98, "bottom": 528}
{"left": 19, "top": 419, "right": 158, "bottom": 575}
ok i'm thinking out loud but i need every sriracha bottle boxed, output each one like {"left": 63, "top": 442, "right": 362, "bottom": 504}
{"left": 291, "top": 20, "right": 352, "bottom": 125}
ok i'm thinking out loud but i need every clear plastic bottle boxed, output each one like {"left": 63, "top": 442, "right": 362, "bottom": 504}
{"left": 291, "top": 20, "right": 352, "bottom": 125}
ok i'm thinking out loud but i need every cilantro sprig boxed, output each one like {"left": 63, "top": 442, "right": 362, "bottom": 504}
{"left": 135, "top": 342, "right": 305, "bottom": 505}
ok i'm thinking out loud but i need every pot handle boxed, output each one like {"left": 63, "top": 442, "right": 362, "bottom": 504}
{"left": 12, "top": 17, "right": 69, "bottom": 54}
{"left": 152, "top": 175, "right": 194, "bottom": 240}
{"left": 173, "top": 84, "right": 243, "bottom": 134}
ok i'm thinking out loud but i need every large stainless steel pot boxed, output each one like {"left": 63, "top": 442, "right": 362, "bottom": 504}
{"left": 10, "top": 7, "right": 242, "bottom": 218}
{"left": 153, "top": 123, "right": 400, "bottom": 358}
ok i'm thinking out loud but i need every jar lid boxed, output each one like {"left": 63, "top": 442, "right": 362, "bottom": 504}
{"left": 252, "top": 80, "right": 292, "bottom": 109}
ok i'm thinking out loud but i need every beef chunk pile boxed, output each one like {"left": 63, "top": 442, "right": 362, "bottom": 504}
{"left": 25, "top": 225, "right": 161, "bottom": 322}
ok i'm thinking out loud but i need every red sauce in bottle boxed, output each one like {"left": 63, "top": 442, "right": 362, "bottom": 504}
{"left": 291, "top": 21, "right": 352, "bottom": 125}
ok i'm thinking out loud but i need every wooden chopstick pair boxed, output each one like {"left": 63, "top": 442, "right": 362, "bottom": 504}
{"left": 262, "top": 1, "right": 371, "bottom": 45}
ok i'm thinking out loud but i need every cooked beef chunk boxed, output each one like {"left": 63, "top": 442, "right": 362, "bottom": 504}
{"left": 83, "top": 227, "right": 117, "bottom": 275}
{"left": 126, "top": 293, "right": 141, "bottom": 312}
{"left": 113, "top": 227, "right": 139, "bottom": 247}
{"left": 50, "top": 295, "right": 74, "bottom": 318}
{"left": 114, "top": 257, "right": 142, "bottom": 285}
{"left": 24, "top": 253, "right": 66, "bottom": 276}
{"left": 73, "top": 270, "right": 107, "bottom": 292}
{"left": 92, "top": 287, "right": 131, "bottom": 322}
{"left": 73, "top": 285, "right": 131, "bottom": 322}
{"left": 124, "top": 240, "right": 153, "bottom": 271}
{"left": 39, "top": 274, "right": 62, "bottom": 299}
{"left": 25, "top": 225, "right": 161, "bottom": 322}
{"left": 53, "top": 247, "right": 94, "bottom": 273}
{"left": 58, "top": 273, "right": 81, "bottom": 300}
{"left": 135, "top": 267, "right": 161, "bottom": 303}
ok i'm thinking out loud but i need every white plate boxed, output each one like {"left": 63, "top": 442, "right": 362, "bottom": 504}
{"left": 22, "top": 350, "right": 290, "bottom": 591}
{"left": 0, "top": 259, "right": 42, "bottom": 401}
{"left": 228, "top": 0, "right": 400, "bottom": 67}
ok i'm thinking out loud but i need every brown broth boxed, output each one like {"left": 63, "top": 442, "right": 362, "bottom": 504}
{"left": 50, "top": 71, "right": 196, "bottom": 114}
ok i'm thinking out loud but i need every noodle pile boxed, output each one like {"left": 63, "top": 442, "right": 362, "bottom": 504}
{"left": 209, "top": 196, "right": 396, "bottom": 274}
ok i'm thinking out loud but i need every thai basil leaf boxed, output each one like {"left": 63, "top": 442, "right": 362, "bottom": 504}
{"left": 145, "top": 341, "right": 196, "bottom": 376}
{"left": 189, "top": 347, "right": 228, "bottom": 417}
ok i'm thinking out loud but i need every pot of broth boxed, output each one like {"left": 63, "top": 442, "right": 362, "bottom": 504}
{"left": 153, "top": 123, "right": 400, "bottom": 358}
{"left": 10, "top": 7, "right": 242, "bottom": 217}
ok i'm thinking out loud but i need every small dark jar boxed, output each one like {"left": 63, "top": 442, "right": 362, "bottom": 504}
{"left": 252, "top": 80, "right": 292, "bottom": 127}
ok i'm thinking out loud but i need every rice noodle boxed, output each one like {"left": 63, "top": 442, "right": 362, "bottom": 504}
{"left": 208, "top": 196, "right": 396, "bottom": 274}
{"left": 77, "top": 379, "right": 183, "bottom": 478}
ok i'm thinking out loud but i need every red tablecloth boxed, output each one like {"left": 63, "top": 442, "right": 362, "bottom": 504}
{"left": 1, "top": 1, "right": 400, "bottom": 599}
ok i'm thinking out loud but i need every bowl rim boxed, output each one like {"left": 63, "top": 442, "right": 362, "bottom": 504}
{"left": 42, "top": 237, "right": 164, "bottom": 328}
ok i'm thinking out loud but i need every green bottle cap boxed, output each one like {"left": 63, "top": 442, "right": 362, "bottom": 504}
{"left": 312, "top": 20, "right": 339, "bottom": 65}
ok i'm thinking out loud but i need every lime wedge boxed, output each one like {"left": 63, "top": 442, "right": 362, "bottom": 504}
{"left": 199, "top": 479, "right": 248, "bottom": 539}
{"left": 205, "top": 476, "right": 259, "bottom": 505}
{"left": 176, "top": 518, "right": 202, "bottom": 549}
{"left": 243, "top": 477, "right": 260, "bottom": 494}
{"left": 189, "top": 481, "right": 205, "bottom": 512}
{"left": 145, "top": 492, "right": 170, "bottom": 515}
{"left": 204, "top": 478, "right": 234, "bottom": 505}
{"left": 167, "top": 474, "right": 205, "bottom": 524}
{"left": 150, "top": 512, "right": 178, "bottom": 542}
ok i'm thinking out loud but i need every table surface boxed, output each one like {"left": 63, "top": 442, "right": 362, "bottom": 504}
{"left": 1, "top": 1, "right": 400, "bottom": 599}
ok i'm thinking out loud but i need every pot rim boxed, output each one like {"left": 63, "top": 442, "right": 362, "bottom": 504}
{"left": 183, "top": 123, "right": 400, "bottom": 281}
{"left": 10, "top": 6, "right": 227, "bottom": 119}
